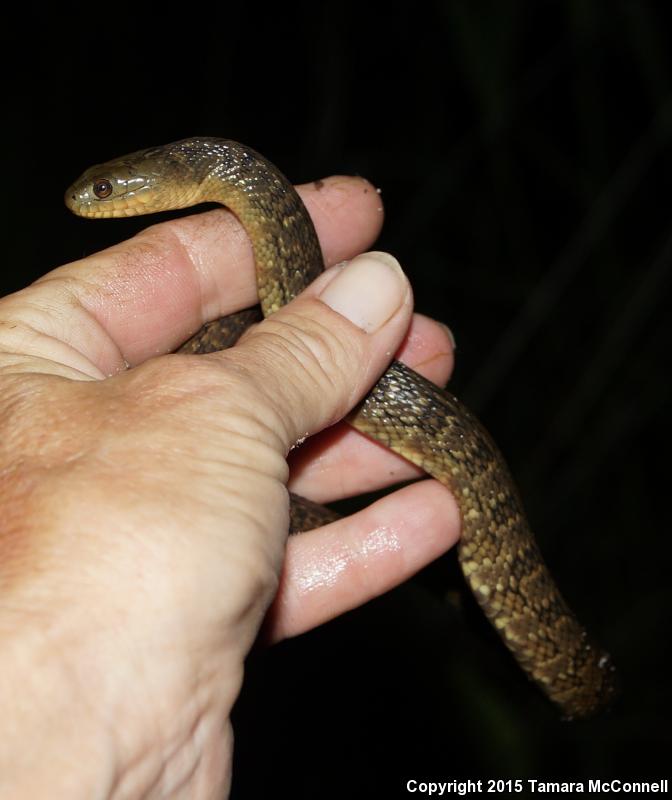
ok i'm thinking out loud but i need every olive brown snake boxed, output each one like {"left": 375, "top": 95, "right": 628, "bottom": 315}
{"left": 65, "top": 137, "right": 617, "bottom": 719}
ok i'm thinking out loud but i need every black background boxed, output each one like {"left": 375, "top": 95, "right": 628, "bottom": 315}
{"left": 4, "top": 2, "right": 670, "bottom": 796}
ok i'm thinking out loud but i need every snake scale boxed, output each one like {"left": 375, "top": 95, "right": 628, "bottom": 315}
{"left": 65, "top": 137, "right": 617, "bottom": 719}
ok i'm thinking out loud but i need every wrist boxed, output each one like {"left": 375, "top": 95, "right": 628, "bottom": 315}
{"left": 0, "top": 615, "right": 115, "bottom": 798}
{"left": 0, "top": 568, "right": 241, "bottom": 799}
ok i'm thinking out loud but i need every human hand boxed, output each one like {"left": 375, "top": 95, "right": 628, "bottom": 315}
{"left": 0, "top": 176, "right": 458, "bottom": 798}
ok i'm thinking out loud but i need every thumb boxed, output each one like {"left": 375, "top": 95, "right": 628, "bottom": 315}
{"left": 226, "top": 251, "right": 412, "bottom": 450}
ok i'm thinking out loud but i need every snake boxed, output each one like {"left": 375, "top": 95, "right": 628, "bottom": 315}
{"left": 65, "top": 137, "right": 617, "bottom": 719}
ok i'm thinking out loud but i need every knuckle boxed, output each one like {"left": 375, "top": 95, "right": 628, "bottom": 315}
{"left": 0, "top": 374, "right": 78, "bottom": 458}
{"left": 118, "top": 353, "right": 290, "bottom": 461}
{"left": 126, "top": 353, "right": 271, "bottom": 422}
{"left": 243, "top": 310, "right": 363, "bottom": 418}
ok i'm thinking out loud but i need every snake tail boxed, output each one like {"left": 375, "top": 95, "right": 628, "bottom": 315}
{"left": 351, "top": 360, "right": 617, "bottom": 719}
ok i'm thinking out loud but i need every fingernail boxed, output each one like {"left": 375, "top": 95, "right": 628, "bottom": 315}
{"left": 439, "top": 322, "right": 457, "bottom": 350}
{"left": 319, "top": 251, "right": 408, "bottom": 333}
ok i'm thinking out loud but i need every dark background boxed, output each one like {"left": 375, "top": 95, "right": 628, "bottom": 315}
{"left": 4, "top": 2, "right": 671, "bottom": 796}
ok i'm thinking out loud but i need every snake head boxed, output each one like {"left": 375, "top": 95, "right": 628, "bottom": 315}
{"left": 65, "top": 144, "right": 202, "bottom": 219}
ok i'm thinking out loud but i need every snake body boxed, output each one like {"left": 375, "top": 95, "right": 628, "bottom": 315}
{"left": 66, "top": 137, "right": 617, "bottom": 719}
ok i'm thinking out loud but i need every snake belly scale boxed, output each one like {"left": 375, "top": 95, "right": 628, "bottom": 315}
{"left": 66, "top": 137, "right": 617, "bottom": 719}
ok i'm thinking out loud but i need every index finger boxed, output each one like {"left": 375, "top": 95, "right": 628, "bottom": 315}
{"left": 0, "top": 176, "right": 383, "bottom": 378}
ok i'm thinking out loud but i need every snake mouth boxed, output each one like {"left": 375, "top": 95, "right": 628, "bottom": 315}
{"left": 64, "top": 186, "right": 154, "bottom": 218}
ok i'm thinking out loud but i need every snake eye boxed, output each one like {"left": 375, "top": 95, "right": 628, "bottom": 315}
{"left": 93, "top": 179, "right": 113, "bottom": 199}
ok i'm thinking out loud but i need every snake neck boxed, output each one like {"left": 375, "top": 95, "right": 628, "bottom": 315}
{"left": 177, "top": 138, "right": 325, "bottom": 316}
